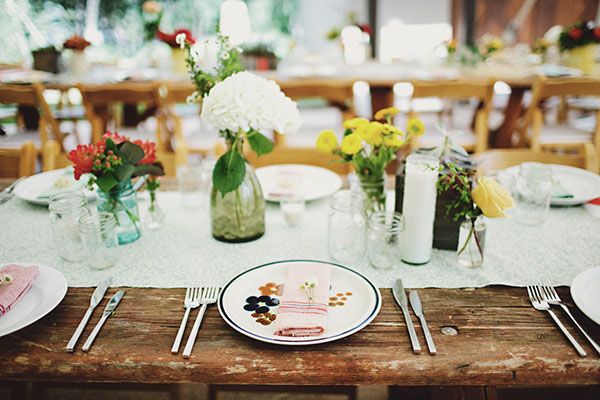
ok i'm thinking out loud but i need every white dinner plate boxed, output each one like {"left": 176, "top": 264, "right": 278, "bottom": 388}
{"left": 255, "top": 164, "right": 343, "bottom": 202}
{"left": 505, "top": 164, "right": 600, "bottom": 206}
{"left": 218, "top": 260, "right": 381, "bottom": 345}
{"left": 14, "top": 167, "right": 95, "bottom": 206}
{"left": 0, "top": 263, "right": 68, "bottom": 337}
{"left": 571, "top": 266, "right": 600, "bottom": 326}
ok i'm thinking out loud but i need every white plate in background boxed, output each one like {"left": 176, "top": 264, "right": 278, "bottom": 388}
{"left": 256, "top": 164, "right": 342, "bottom": 202}
{"left": 13, "top": 167, "right": 94, "bottom": 206}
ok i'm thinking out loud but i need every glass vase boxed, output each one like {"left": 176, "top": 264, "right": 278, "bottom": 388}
{"left": 456, "top": 216, "right": 486, "bottom": 268}
{"left": 358, "top": 173, "right": 386, "bottom": 215}
{"left": 96, "top": 179, "right": 142, "bottom": 245}
{"left": 144, "top": 189, "right": 165, "bottom": 230}
{"left": 210, "top": 147, "right": 265, "bottom": 243}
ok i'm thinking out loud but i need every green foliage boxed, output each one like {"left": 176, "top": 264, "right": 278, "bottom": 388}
{"left": 436, "top": 163, "right": 481, "bottom": 222}
{"left": 246, "top": 130, "right": 274, "bottom": 157}
{"left": 212, "top": 148, "right": 246, "bottom": 196}
{"left": 558, "top": 21, "right": 600, "bottom": 51}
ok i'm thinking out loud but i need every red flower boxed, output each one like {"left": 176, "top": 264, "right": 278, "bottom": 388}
{"left": 157, "top": 28, "right": 195, "bottom": 48}
{"left": 358, "top": 24, "right": 373, "bottom": 37}
{"left": 102, "top": 131, "right": 129, "bottom": 145}
{"left": 594, "top": 28, "right": 600, "bottom": 40}
{"left": 63, "top": 35, "right": 91, "bottom": 51}
{"left": 134, "top": 139, "right": 157, "bottom": 165}
{"left": 67, "top": 144, "right": 99, "bottom": 180}
{"left": 569, "top": 28, "right": 583, "bottom": 41}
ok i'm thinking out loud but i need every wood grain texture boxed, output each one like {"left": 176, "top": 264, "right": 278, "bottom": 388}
{"left": 1, "top": 287, "right": 598, "bottom": 386}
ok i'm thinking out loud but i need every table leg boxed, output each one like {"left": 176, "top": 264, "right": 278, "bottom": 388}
{"left": 490, "top": 88, "right": 526, "bottom": 148}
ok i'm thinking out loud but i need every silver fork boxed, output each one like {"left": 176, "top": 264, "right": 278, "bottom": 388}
{"left": 527, "top": 285, "right": 587, "bottom": 357}
{"left": 171, "top": 287, "right": 201, "bottom": 354}
{"left": 539, "top": 283, "right": 600, "bottom": 355}
{"left": 0, "top": 177, "right": 24, "bottom": 205}
{"left": 182, "top": 287, "right": 219, "bottom": 359}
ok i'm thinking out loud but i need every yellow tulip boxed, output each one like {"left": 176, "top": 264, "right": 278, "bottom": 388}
{"left": 471, "top": 177, "right": 515, "bottom": 218}
{"left": 341, "top": 133, "right": 363, "bottom": 155}
{"left": 406, "top": 118, "right": 425, "bottom": 137}
{"left": 316, "top": 129, "right": 338, "bottom": 153}
{"left": 343, "top": 117, "right": 369, "bottom": 129}
{"left": 374, "top": 107, "right": 400, "bottom": 121}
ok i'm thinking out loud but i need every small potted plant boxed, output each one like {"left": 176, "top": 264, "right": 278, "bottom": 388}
{"left": 63, "top": 35, "right": 91, "bottom": 76}
{"left": 157, "top": 28, "right": 195, "bottom": 74}
{"left": 559, "top": 21, "right": 600, "bottom": 73}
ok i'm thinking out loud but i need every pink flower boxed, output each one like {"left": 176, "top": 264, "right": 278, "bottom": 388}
{"left": 133, "top": 139, "right": 157, "bottom": 165}
{"left": 67, "top": 144, "right": 99, "bottom": 180}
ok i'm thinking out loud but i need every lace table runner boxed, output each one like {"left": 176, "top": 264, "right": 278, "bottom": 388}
{"left": 1, "top": 191, "right": 598, "bottom": 288}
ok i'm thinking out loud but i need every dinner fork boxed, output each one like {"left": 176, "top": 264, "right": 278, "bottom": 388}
{"left": 527, "top": 285, "right": 587, "bottom": 357}
{"left": 0, "top": 177, "right": 24, "bottom": 205}
{"left": 182, "top": 287, "right": 219, "bottom": 359}
{"left": 171, "top": 287, "right": 201, "bottom": 354}
{"left": 539, "top": 283, "right": 600, "bottom": 355}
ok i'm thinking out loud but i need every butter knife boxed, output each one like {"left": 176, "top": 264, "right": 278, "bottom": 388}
{"left": 66, "top": 276, "right": 113, "bottom": 353}
{"left": 82, "top": 289, "right": 125, "bottom": 352}
{"left": 409, "top": 290, "right": 437, "bottom": 355}
{"left": 392, "top": 279, "right": 421, "bottom": 354}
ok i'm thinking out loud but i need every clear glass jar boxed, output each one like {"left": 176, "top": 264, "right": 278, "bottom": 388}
{"left": 357, "top": 173, "right": 386, "bottom": 215}
{"left": 49, "top": 191, "right": 90, "bottom": 262}
{"left": 328, "top": 190, "right": 367, "bottom": 265}
{"left": 96, "top": 179, "right": 141, "bottom": 245}
{"left": 367, "top": 211, "right": 405, "bottom": 270}
{"left": 514, "top": 162, "right": 552, "bottom": 226}
{"left": 79, "top": 212, "right": 120, "bottom": 270}
{"left": 456, "top": 216, "right": 487, "bottom": 268}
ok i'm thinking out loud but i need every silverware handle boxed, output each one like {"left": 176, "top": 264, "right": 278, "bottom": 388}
{"left": 66, "top": 307, "right": 94, "bottom": 352}
{"left": 182, "top": 304, "right": 207, "bottom": 359}
{"left": 560, "top": 303, "right": 600, "bottom": 355}
{"left": 401, "top": 307, "right": 421, "bottom": 354}
{"left": 171, "top": 307, "right": 192, "bottom": 354}
{"left": 419, "top": 316, "right": 437, "bottom": 355}
{"left": 546, "top": 309, "right": 587, "bottom": 357}
{"left": 82, "top": 314, "right": 108, "bottom": 352}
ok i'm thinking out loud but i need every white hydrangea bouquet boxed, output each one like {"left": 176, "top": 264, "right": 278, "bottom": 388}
{"left": 177, "top": 33, "right": 300, "bottom": 195}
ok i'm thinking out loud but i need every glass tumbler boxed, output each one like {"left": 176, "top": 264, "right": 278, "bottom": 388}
{"left": 367, "top": 211, "right": 405, "bottom": 270}
{"left": 328, "top": 190, "right": 367, "bottom": 265}
{"left": 79, "top": 212, "right": 120, "bottom": 270}
{"left": 177, "top": 164, "right": 204, "bottom": 209}
{"left": 49, "top": 191, "right": 90, "bottom": 262}
{"left": 514, "top": 162, "right": 552, "bottom": 226}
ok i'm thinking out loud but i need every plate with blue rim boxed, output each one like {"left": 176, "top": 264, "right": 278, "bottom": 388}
{"left": 217, "top": 259, "right": 382, "bottom": 345}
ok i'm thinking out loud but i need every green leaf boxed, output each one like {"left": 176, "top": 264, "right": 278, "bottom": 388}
{"left": 212, "top": 150, "right": 246, "bottom": 195}
{"left": 247, "top": 131, "right": 274, "bottom": 157}
{"left": 118, "top": 142, "right": 145, "bottom": 165}
{"left": 132, "top": 164, "right": 165, "bottom": 177}
{"left": 95, "top": 174, "right": 119, "bottom": 193}
{"left": 105, "top": 138, "right": 118, "bottom": 153}
{"left": 114, "top": 163, "right": 135, "bottom": 182}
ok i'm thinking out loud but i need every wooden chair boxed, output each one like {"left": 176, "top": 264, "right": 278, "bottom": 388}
{"left": 0, "top": 141, "right": 36, "bottom": 178}
{"left": 518, "top": 75, "right": 600, "bottom": 173}
{"left": 408, "top": 79, "right": 495, "bottom": 153}
{"left": 0, "top": 83, "right": 65, "bottom": 149}
{"left": 473, "top": 143, "right": 597, "bottom": 174}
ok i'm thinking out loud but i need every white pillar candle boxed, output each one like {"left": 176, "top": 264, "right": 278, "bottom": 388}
{"left": 401, "top": 154, "right": 439, "bottom": 265}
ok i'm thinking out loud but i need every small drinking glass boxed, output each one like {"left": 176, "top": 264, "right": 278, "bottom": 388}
{"left": 78, "top": 212, "right": 120, "bottom": 270}
{"left": 49, "top": 191, "right": 90, "bottom": 262}
{"left": 328, "top": 190, "right": 367, "bottom": 265}
{"left": 280, "top": 194, "right": 305, "bottom": 226}
{"left": 514, "top": 162, "right": 552, "bottom": 226}
{"left": 367, "top": 211, "right": 405, "bottom": 270}
{"left": 177, "top": 164, "right": 204, "bottom": 209}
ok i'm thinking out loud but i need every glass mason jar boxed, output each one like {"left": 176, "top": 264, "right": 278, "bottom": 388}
{"left": 357, "top": 172, "right": 386, "bottom": 215}
{"left": 96, "top": 179, "right": 141, "bottom": 245}
{"left": 367, "top": 211, "right": 405, "bottom": 270}
{"left": 210, "top": 142, "right": 265, "bottom": 242}
{"left": 514, "top": 162, "right": 552, "bottom": 226}
{"left": 49, "top": 191, "right": 90, "bottom": 262}
{"left": 456, "top": 216, "right": 487, "bottom": 268}
{"left": 79, "top": 212, "right": 120, "bottom": 270}
{"left": 328, "top": 189, "right": 367, "bottom": 265}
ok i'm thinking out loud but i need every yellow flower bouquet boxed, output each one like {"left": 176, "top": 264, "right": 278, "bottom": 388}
{"left": 317, "top": 107, "right": 425, "bottom": 212}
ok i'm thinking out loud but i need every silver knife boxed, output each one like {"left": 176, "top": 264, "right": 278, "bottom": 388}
{"left": 66, "top": 276, "right": 113, "bottom": 353}
{"left": 82, "top": 289, "right": 125, "bottom": 352}
{"left": 392, "top": 279, "right": 421, "bottom": 354}
{"left": 409, "top": 290, "right": 437, "bottom": 355}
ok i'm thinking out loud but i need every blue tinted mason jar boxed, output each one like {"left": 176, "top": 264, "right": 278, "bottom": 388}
{"left": 96, "top": 179, "right": 141, "bottom": 245}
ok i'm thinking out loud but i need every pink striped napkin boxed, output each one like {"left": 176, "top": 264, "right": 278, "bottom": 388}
{"left": 273, "top": 262, "right": 331, "bottom": 337}
{"left": 0, "top": 264, "right": 39, "bottom": 317}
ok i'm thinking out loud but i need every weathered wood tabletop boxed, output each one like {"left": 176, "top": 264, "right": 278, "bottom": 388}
{"left": 1, "top": 286, "right": 599, "bottom": 387}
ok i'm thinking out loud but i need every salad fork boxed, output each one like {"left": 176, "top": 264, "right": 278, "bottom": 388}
{"left": 171, "top": 287, "right": 201, "bottom": 354}
{"left": 182, "top": 287, "right": 219, "bottom": 359}
{"left": 539, "top": 283, "right": 600, "bottom": 355}
{"left": 527, "top": 285, "right": 586, "bottom": 357}
{"left": 0, "top": 177, "right": 24, "bottom": 205}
